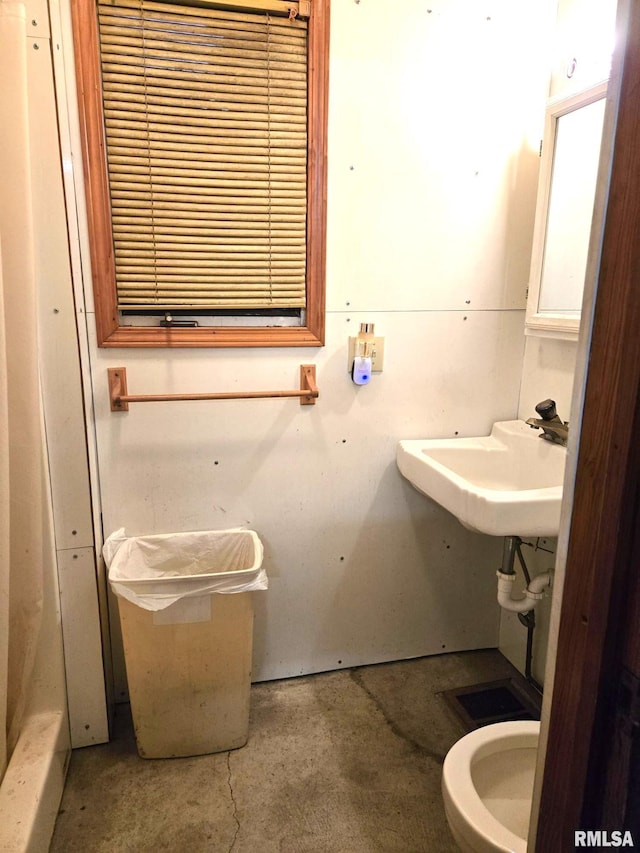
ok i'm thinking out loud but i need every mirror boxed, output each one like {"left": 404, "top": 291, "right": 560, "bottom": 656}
{"left": 525, "top": 83, "right": 607, "bottom": 339}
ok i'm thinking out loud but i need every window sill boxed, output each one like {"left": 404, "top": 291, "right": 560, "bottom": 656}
{"left": 98, "top": 324, "right": 324, "bottom": 348}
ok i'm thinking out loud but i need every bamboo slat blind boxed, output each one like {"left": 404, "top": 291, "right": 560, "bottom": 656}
{"left": 96, "top": 0, "right": 309, "bottom": 311}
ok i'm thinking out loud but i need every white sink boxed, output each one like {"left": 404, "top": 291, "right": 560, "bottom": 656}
{"left": 396, "top": 420, "right": 566, "bottom": 537}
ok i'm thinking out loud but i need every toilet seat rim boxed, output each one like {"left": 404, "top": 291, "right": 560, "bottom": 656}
{"left": 442, "top": 721, "right": 540, "bottom": 853}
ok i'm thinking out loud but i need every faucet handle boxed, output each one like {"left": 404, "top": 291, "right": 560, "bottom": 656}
{"left": 535, "top": 399, "right": 558, "bottom": 421}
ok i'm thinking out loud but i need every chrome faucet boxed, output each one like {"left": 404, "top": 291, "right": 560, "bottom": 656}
{"left": 526, "top": 399, "right": 569, "bottom": 446}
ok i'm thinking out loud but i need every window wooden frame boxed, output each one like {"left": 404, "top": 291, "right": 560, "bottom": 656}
{"left": 70, "top": 0, "right": 329, "bottom": 347}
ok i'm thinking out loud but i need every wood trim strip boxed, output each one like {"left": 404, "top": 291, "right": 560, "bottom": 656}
{"left": 304, "top": 0, "right": 328, "bottom": 347}
{"left": 71, "top": 0, "right": 120, "bottom": 343}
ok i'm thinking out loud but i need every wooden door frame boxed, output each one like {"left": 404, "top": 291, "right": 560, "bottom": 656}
{"left": 536, "top": 0, "right": 640, "bottom": 847}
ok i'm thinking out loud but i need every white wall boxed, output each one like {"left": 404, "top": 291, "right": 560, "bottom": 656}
{"left": 57, "top": 0, "right": 555, "bottom": 696}
{"left": 502, "top": 334, "right": 578, "bottom": 685}
{"left": 26, "top": 0, "right": 109, "bottom": 747}
{"left": 0, "top": 1, "right": 71, "bottom": 845}
{"left": 502, "top": 0, "right": 619, "bottom": 683}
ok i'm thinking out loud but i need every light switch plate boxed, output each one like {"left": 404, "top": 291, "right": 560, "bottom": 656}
{"left": 348, "top": 336, "right": 385, "bottom": 372}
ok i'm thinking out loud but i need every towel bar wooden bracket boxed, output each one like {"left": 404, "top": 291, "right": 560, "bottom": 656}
{"left": 108, "top": 365, "right": 318, "bottom": 412}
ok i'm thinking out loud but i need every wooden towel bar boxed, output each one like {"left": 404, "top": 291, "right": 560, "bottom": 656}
{"left": 108, "top": 365, "right": 318, "bottom": 411}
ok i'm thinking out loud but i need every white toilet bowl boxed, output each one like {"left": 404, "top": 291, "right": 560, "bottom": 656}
{"left": 442, "top": 720, "right": 540, "bottom": 853}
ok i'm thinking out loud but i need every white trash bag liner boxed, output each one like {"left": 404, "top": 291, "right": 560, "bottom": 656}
{"left": 104, "top": 527, "right": 266, "bottom": 612}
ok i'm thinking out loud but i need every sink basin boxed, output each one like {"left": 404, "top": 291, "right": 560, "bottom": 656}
{"left": 396, "top": 420, "right": 566, "bottom": 537}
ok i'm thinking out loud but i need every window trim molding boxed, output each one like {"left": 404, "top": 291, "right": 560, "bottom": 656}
{"left": 70, "top": 0, "right": 329, "bottom": 348}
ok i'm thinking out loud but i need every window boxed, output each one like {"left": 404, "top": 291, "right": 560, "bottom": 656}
{"left": 71, "top": 0, "right": 329, "bottom": 347}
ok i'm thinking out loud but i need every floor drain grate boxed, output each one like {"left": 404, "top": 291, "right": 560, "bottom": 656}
{"left": 441, "top": 678, "right": 541, "bottom": 731}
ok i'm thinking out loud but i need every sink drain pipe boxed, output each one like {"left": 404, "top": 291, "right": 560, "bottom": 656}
{"left": 496, "top": 536, "right": 552, "bottom": 614}
{"left": 496, "top": 567, "right": 552, "bottom": 612}
{"left": 497, "top": 536, "right": 552, "bottom": 694}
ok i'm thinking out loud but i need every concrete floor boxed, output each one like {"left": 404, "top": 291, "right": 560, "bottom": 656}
{"left": 51, "top": 649, "right": 523, "bottom": 852}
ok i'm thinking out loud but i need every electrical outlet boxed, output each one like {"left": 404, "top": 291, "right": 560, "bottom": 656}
{"left": 348, "top": 336, "right": 385, "bottom": 372}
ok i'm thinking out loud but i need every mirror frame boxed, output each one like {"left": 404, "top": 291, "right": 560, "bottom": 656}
{"left": 525, "top": 81, "right": 608, "bottom": 340}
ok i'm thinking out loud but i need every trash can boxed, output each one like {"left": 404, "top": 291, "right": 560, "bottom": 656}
{"left": 103, "top": 527, "right": 267, "bottom": 759}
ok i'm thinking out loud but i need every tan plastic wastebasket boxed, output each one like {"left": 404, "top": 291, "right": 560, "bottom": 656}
{"left": 118, "top": 591, "right": 253, "bottom": 758}
{"left": 105, "top": 528, "right": 266, "bottom": 759}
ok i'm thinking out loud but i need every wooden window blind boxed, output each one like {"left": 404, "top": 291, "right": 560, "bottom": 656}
{"left": 97, "top": 0, "right": 308, "bottom": 312}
